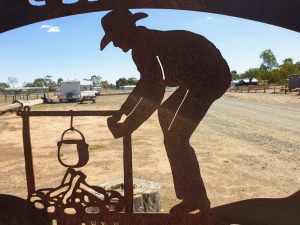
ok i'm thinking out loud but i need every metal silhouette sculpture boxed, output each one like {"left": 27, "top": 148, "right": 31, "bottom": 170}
{"left": 29, "top": 168, "right": 124, "bottom": 225}
{"left": 101, "top": 9, "right": 231, "bottom": 214}
{"left": 16, "top": 108, "right": 128, "bottom": 225}
{"left": 28, "top": 116, "right": 124, "bottom": 224}
{"left": 1, "top": 0, "right": 300, "bottom": 224}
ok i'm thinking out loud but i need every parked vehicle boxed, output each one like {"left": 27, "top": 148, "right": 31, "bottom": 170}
{"left": 93, "top": 86, "right": 102, "bottom": 96}
{"left": 58, "top": 80, "right": 96, "bottom": 103}
{"left": 231, "top": 78, "right": 259, "bottom": 87}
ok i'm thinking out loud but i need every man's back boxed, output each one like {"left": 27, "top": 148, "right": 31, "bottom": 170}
{"left": 134, "top": 27, "right": 230, "bottom": 88}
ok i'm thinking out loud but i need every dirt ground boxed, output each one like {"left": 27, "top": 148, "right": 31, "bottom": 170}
{"left": 0, "top": 91, "right": 299, "bottom": 212}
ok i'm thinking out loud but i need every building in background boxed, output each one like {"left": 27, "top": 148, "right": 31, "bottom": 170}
{"left": 288, "top": 74, "right": 300, "bottom": 91}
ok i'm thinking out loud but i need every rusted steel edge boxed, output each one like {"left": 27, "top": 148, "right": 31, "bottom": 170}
{"left": 47, "top": 212, "right": 209, "bottom": 225}
{"left": 123, "top": 135, "right": 133, "bottom": 213}
{"left": 16, "top": 108, "right": 117, "bottom": 198}
{"left": 19, "top": 107, "right": 36, "bottom": 197}
{"left": 16, "top": 109, "right": 136, "bottom": 216}
{"left": 17, "top": 110, "right": 116, "bottom": 117}
{"left": 16, "top": 109, "right": 223, "bottom": 224}
{"left": 102, "top": 212, "right": 213, "bottom": 225}
{"left": 2, "top": 0, "right": 300, "bottom": 34}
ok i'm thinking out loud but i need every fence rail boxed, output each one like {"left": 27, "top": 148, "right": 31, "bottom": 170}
{"left": 228, "top": 85, "right": 290, "bottom": 94}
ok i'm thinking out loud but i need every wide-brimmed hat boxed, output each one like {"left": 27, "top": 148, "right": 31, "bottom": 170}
{"left": 100, "top": 10, "right": 148, "bottom": 50}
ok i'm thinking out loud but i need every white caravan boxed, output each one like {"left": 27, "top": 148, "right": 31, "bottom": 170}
{"left": 59, "top": 80, "right": 96, "bottom": 103}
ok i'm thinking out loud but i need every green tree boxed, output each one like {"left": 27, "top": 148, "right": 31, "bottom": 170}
{"left": 90, "top": 75, "right": 102, "bottom": 87}
{"left": 0, "top": 82, "right": 10, "bottom": 89}
{"left": 44, "top": 75, "right": 57, "bottom": 91}
{"left": 7, "top": 77, "right": 18, "bottom": 88}
{"left": 109, "top": 83, "right": 116, "bottom": 89}
{"left": 230, "top": 70, "right": 239, "bottom": 80}
{"left": 116, "top": 77, "right": 129, "bottom": 88}
{"left": 275, "top": 58, "right": 300, "bottom": 85}
{"left": 279, "top": 58, "right": 299, "bottom": 74}
{"left": 260, "top": 50, "right": 278, "bottom": 72}
{"left": 240, "top": 68, "right": 263, "bottom": 79}
{"left": 127, "top": 77, "right": 139, "bottom": 85}
{"left": 100, "top": 80, "right": 111, "bottom": 89}
{"left": 57, "top": 78, "right": 63, "bottom": 84}
{"left": 44, "top": 75, "right": 52, "bottom": 85}
{"left": 24, "top": 82, "right": 35, "bottom": 87}
{"left": 295, "top": 61, "right": 300, "bottom": 71}
{"left": 48, "top": 80, "right": 57, "bottom": 92}
{"left": 100, "top": 80, "right": 116, "bottom": 89}
{"left": 33, "top": 78, "right": 46, "bottom": 87}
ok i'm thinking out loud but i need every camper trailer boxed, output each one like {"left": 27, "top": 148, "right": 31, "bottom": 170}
{"left": 59, "top": 80, "right": 96, "bottom": 103}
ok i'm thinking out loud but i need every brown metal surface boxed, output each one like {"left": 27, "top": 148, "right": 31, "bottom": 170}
{"left": 102, "top": 9, "right": 230, "bottom": 215}
{"left": 16, "top": 109, "right": 131, "bottom": 224}
{"left": 1, "top": 1, "right": 299, "bottom": 224}
{"left": 18, "top": 106, "right": 36, "bottom": 197}
{"left": 17, "top": 110, "right": 116, "bottom": 117}
{"left": 57, "top": 128, "right": 89, "bottom": 168}
{"left": 123, "top": 135, "right": 133, "bottom": 214}
{"left": 29, "top": 168, "right": 124, "bottom": 225}
{"left": 1, "top": 0, "right": 300, "bottom": 33}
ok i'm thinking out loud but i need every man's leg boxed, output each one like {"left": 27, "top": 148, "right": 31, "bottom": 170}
{"left": 158, "top": 88, "right": 214, "bottom": 213}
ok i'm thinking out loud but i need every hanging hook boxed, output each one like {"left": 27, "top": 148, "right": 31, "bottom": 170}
{"left": 70, "top": 110, "right": 74, "bottom": 130}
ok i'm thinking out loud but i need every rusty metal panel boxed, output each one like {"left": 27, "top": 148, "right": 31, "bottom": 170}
{"left": 1, "top": 0, "right": 300, "bottom": 33}
{"left": 1, "top": 2, "right": 299, "bottom": 224}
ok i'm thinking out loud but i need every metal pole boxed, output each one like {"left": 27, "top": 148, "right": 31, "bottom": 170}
{"left": 123, "top": 134, "right": 133, "bottom": 213}
{"left": 21, "top": 109, "right": 36, "bottom": 196}
{"left": 21, "top": 110, "right": 116, "bottom": 117}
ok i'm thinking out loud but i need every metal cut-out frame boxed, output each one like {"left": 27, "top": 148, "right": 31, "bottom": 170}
{"left": 1, "top": 1, "right": 299, "bottom": 224}
{"left": 16, "top": 107, "right": 209, "bottom": 225}
{"left": 16, "top": 107, "right": 138, "bottom": 224}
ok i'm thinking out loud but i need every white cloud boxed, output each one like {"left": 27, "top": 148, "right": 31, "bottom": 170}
{"left": 206, "top": 16, "right": 213, "bottom": 20}
{"left": 40, "top": 25, "right": 51, "bottom": 29}
{"left": 48, "top": 27, "right": 60, "bottom": 32}
{"left": 40, "top": 24, "right": 60, "bottom": 33}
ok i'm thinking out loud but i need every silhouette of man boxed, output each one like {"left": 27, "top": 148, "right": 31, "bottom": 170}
{"left": 100, "top": 10, "right": 231, "bottom": 213}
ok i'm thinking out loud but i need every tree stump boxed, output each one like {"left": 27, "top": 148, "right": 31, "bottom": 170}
{"left": 99, "top": 178, "right": 161, "bottom": 212}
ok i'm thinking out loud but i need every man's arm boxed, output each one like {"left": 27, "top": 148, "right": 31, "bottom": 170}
{"left": 108, "top": 51, "right": 165, "bottom": 138}
{"left": 122, "top": 76, "right": 165, "bottom": 134}
{"left": 119, "top": 79, "right": 145, "bottom": 116}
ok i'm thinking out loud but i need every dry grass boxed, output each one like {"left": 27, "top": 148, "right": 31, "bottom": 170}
{"left": 0, "top": 92, "right": 299, "bottom": 211}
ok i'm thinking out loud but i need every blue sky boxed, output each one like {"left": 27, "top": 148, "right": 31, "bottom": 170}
{"left": 1, "top": 9, "right": 300, "bottom": 87}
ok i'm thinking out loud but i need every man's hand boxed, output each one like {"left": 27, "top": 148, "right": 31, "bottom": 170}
{"left": 107, "top": 110, "right": 129, "bottom": 139}
{"left": 108, "top": 110, "right": 123, "bottom": 124}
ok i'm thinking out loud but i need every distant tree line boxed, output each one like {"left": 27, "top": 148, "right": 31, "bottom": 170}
{"left": 0, "top": 49, "right": 300, "bottom": 91}
{"left": 0, "top": 82, "right": 10, "bottom": 89}
{"left": 0, "top": 75, "right": 140, "bottom": 92}
{"left": 87, "top": 76, "right": 139, "bottom": 89}
{"left": 115, "top": 77, "right": 138, "bottom": 88}
{"left": 24, "top": 75, "right": 62, "bottom": 92}
{"left": 231, "top": 50, "right": 300, "bottom": 85}
{"left": 4, "top": 50, "right": 296, "bottom": 91}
